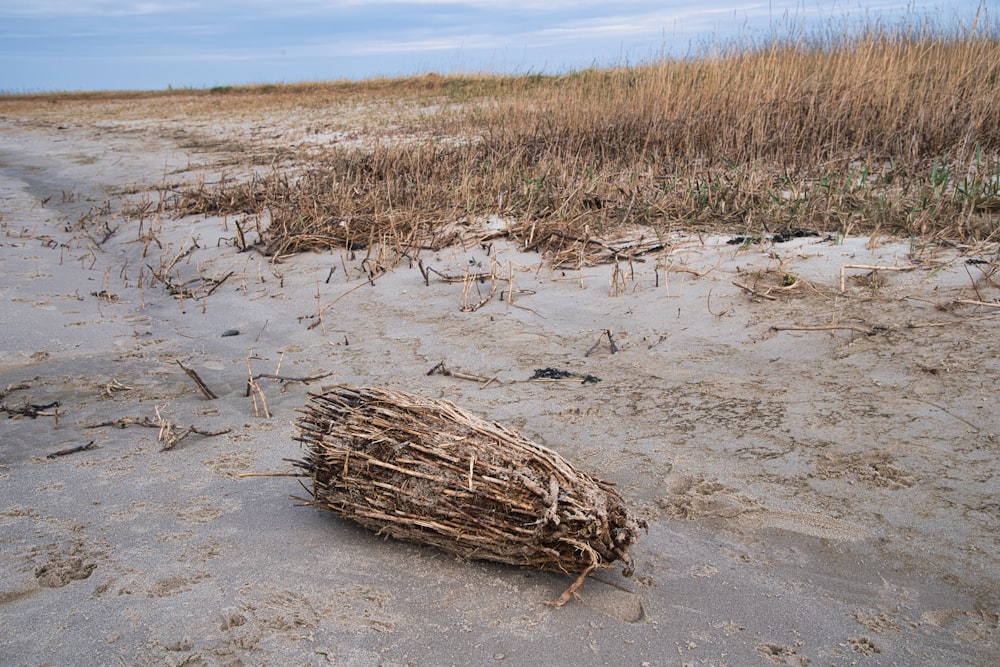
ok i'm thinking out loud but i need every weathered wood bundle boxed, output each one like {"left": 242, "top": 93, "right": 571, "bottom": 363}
{"left": 293, "top": 386, "right": 647, "bottom": 605}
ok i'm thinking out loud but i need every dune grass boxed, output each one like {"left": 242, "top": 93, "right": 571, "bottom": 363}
{"left": 162, "top": 15, "right": 1000, "bottom": 263}
{"left": 6, "top": 13, "right": 998, "bottom": 263}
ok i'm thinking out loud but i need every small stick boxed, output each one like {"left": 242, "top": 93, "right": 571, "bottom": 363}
{"left": 427, "top": 361, "right": 496, "bottom": 386}
{"left": 957, "top": 299, "right": 1000, "bottom": 308}
{"left": 189, "top": 426, "right": 231, "bottom": 437}
{"left": 253, "top": 371, "right": 335, "bottom": 384}
{"left": 732, "top": 281, "right": 778, "bottom": 300}
{"left": 318, "top": 280, "right": 370, "bottom": 316}
{"left": 236, "top": 471, "right": 304, "bottom": 478}
{"left": 155, "top": 405, "right": 173, "bottom": 445}
{"left": 246, "top": 355, "right": 271, "bottom": 418}
{"left": 105, "top": 379, "right": 134, "bottom": 397}
{"left": 665, "top": 266, "right": 705, "bottom": 277}
{"left": 176, "top": 361, "right": 218, "bottom": 399}
{"left": 840, "top": 264, "right": 916, "bottom": 292}
{"left": 46, "top": 441, "right": 97, "bottom": 459}
{"left": 234, "top": 219, "right": 247, "bottom": 251}
{"left": 205, "top": 270, "right": 234, "bottom": 296}
{"left": 507, "top": 260, "right": 515, "bottom": 306}
{"left": 910, "top": 397, "right": 981, "bottom": 433}
{"left": 549, "top": 564, "right": 597, "bottom": 607}
{"left": 773, "top": 324, "right": 876, "bottom": 335}
{"left": 313, "top": 280, "right": 324, "bottom": 332}
{"left": 452, "top": 371, "right": 493, "bottom": 383}
{"left": 255, "top": 319, "right": 269, "bottom": 342}
{"left": 460, "top": 272, "right": 497, "bottom": 311}
{"left": 161, "top": 425, "right": 232, "bottom": 451}
{"left": 85, "top": 416, "right": 157, "bottom": 429}
{"left": 706, "top": 288, "right": 728, "bottom": 317}
{"left": 584, "top": 329, "right": 618, "bottom": 357}
{"left": 425, "top": 267, "right": 493, "bottom": 283}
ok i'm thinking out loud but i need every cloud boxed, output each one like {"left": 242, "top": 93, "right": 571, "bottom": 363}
{"left": 287, "top": 4, "right": 764, "bottom": 59}
{"left": 0, "top": 1, "right": 644, "bottom": 18}
{"left": 0, "top": 1, "right": 196, "bottom": 17}
{"left": 1, "top": 0, "right": 982, "bottom": 92}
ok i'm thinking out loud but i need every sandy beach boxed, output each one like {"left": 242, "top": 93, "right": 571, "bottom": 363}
{"left": 1, "top": 101, "right": 998, "bottom": 666}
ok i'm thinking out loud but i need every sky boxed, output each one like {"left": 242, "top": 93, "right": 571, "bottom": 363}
{"left": 0, "top": 1, "right": 989, "bottom": 93}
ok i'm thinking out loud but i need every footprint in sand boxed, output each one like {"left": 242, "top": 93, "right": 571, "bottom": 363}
{"left": 656, "top": 473, "right": 760, "bottom": 520}
{"left": 579, "top": 578, "right": 645, "bottom": 623}
{"left": 27, "top": 539, "right": 103, "bottom": 588}
{"left": 204, "top": 449, "right": 257, "bottom": 479}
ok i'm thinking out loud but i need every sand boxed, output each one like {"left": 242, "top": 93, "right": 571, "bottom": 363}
{"left": 0, "top": 106, "right": 998, "bottom": 666}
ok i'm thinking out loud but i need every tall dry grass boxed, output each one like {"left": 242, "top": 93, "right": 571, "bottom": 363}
{"left": 166, "top": 15, "right": 1000, "bottom": 262}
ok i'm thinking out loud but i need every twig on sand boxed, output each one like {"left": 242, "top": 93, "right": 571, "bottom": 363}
{"left": 205, "top": 270, "right": 234, "bottom": 297}
{"left": 253, "top": 371, "right": 335, "bottom": 385}
{"left": 308, "top": 280, "right": 371, "bottom": 330}
{"left": 585, "top": 329, "right": 618, "bottom": 356}
{"left": 160, "top": 424, "right": 232, "bottom": 451}
{"left": 957, "top": 299, "right": 1000, "bottom": 308}
{"left": 909, "top": 397, "right": 982, "bottom": 433}
{"left": 840, "top": 264, "right": 917, "bottom": 292}
{"left": 85, "top": 413, "right": 230, "bottom": 448}
{"left": 86, "top": 415, "right": 159, "bottom": 429}
{"left": 1, "top": 400, "right": 61, "bottom": 424}
{"left": 706, "top": 288, "right": 729, "bottom": 317}
{"left": 104, "top": 379, "right": 134, "bottom": 397}
{"left": 46, "top": 441, "right": 97, "bottom": 459}
{"left": 460, "top": 268, "right": 498, "bottom": 312}
{"left": 236, "top": 471, "right": 304, "bottom": 478}
{"left": 732, "top": 281, "right": 779, "bottom": 300}
{"left": 772, "top": 323, "right": 877, "bottom": 335}
{"left": 176, "top": 361, "right": 218, "bottom": 399}
{"left": 155, "top": 405, "right": 231, "bottom": 450}
{"left": 427, "top": 361, "right": 497, "bottom": 388}
{"left": 246, "top": 355, "right": 271, "bottom": 418}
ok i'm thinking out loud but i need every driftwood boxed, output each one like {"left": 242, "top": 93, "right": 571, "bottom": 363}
{"left": 292, "top": 386, "right": 646, "bottom": 606}
{"left": 46, "top": 441, "right": 97, "bottom": 459}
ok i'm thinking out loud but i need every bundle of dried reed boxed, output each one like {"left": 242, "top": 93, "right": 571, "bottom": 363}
{"left": 293, "top": 386, "right": 646, "bottom": 606}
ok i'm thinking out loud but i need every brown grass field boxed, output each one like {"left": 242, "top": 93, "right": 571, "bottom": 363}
{"left": 3, "top": 18, "right": 998, "bottom": 265}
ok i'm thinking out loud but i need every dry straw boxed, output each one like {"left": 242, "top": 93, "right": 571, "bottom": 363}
{"left": 292, "top": 386, "right": 647, "bottom": 606}
{"left": 155, "top": 16, "right": 1000, "bottom": 262}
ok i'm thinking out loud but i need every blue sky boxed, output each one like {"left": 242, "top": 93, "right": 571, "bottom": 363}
{"left": 0, "top": 1, "right": 987, "bottom": 92}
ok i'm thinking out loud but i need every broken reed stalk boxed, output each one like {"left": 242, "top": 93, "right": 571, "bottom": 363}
{"left": 840, "top": 264, "right": 917, "bottom": 292}
{"left": 46, "top": 441, "right": 97, "bottom": 459}
{"left": 292, "top": 386, "right": 646, "bottom": 606}
{"left": 176, "top": 360, "right": 218, "bottom": 399}
{"left": 245, "top": 355, "right": 271, "bottom": 418}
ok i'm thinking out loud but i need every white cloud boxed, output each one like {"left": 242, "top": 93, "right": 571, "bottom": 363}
{"left": 0, "top": 1, "right": 647, "bottom": 18}
{"left": 291, "top": 4, "right": 764, "bottom": 58}
{"left": 0, "top": 1, "right": 199, "bottom": 17}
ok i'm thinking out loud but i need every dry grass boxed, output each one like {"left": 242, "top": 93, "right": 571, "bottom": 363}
{"left": 293, "top": 386, "right": 647, "bottom": 605}
{"left": 5, "top": 16, "right": 998, "bottom": 264}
